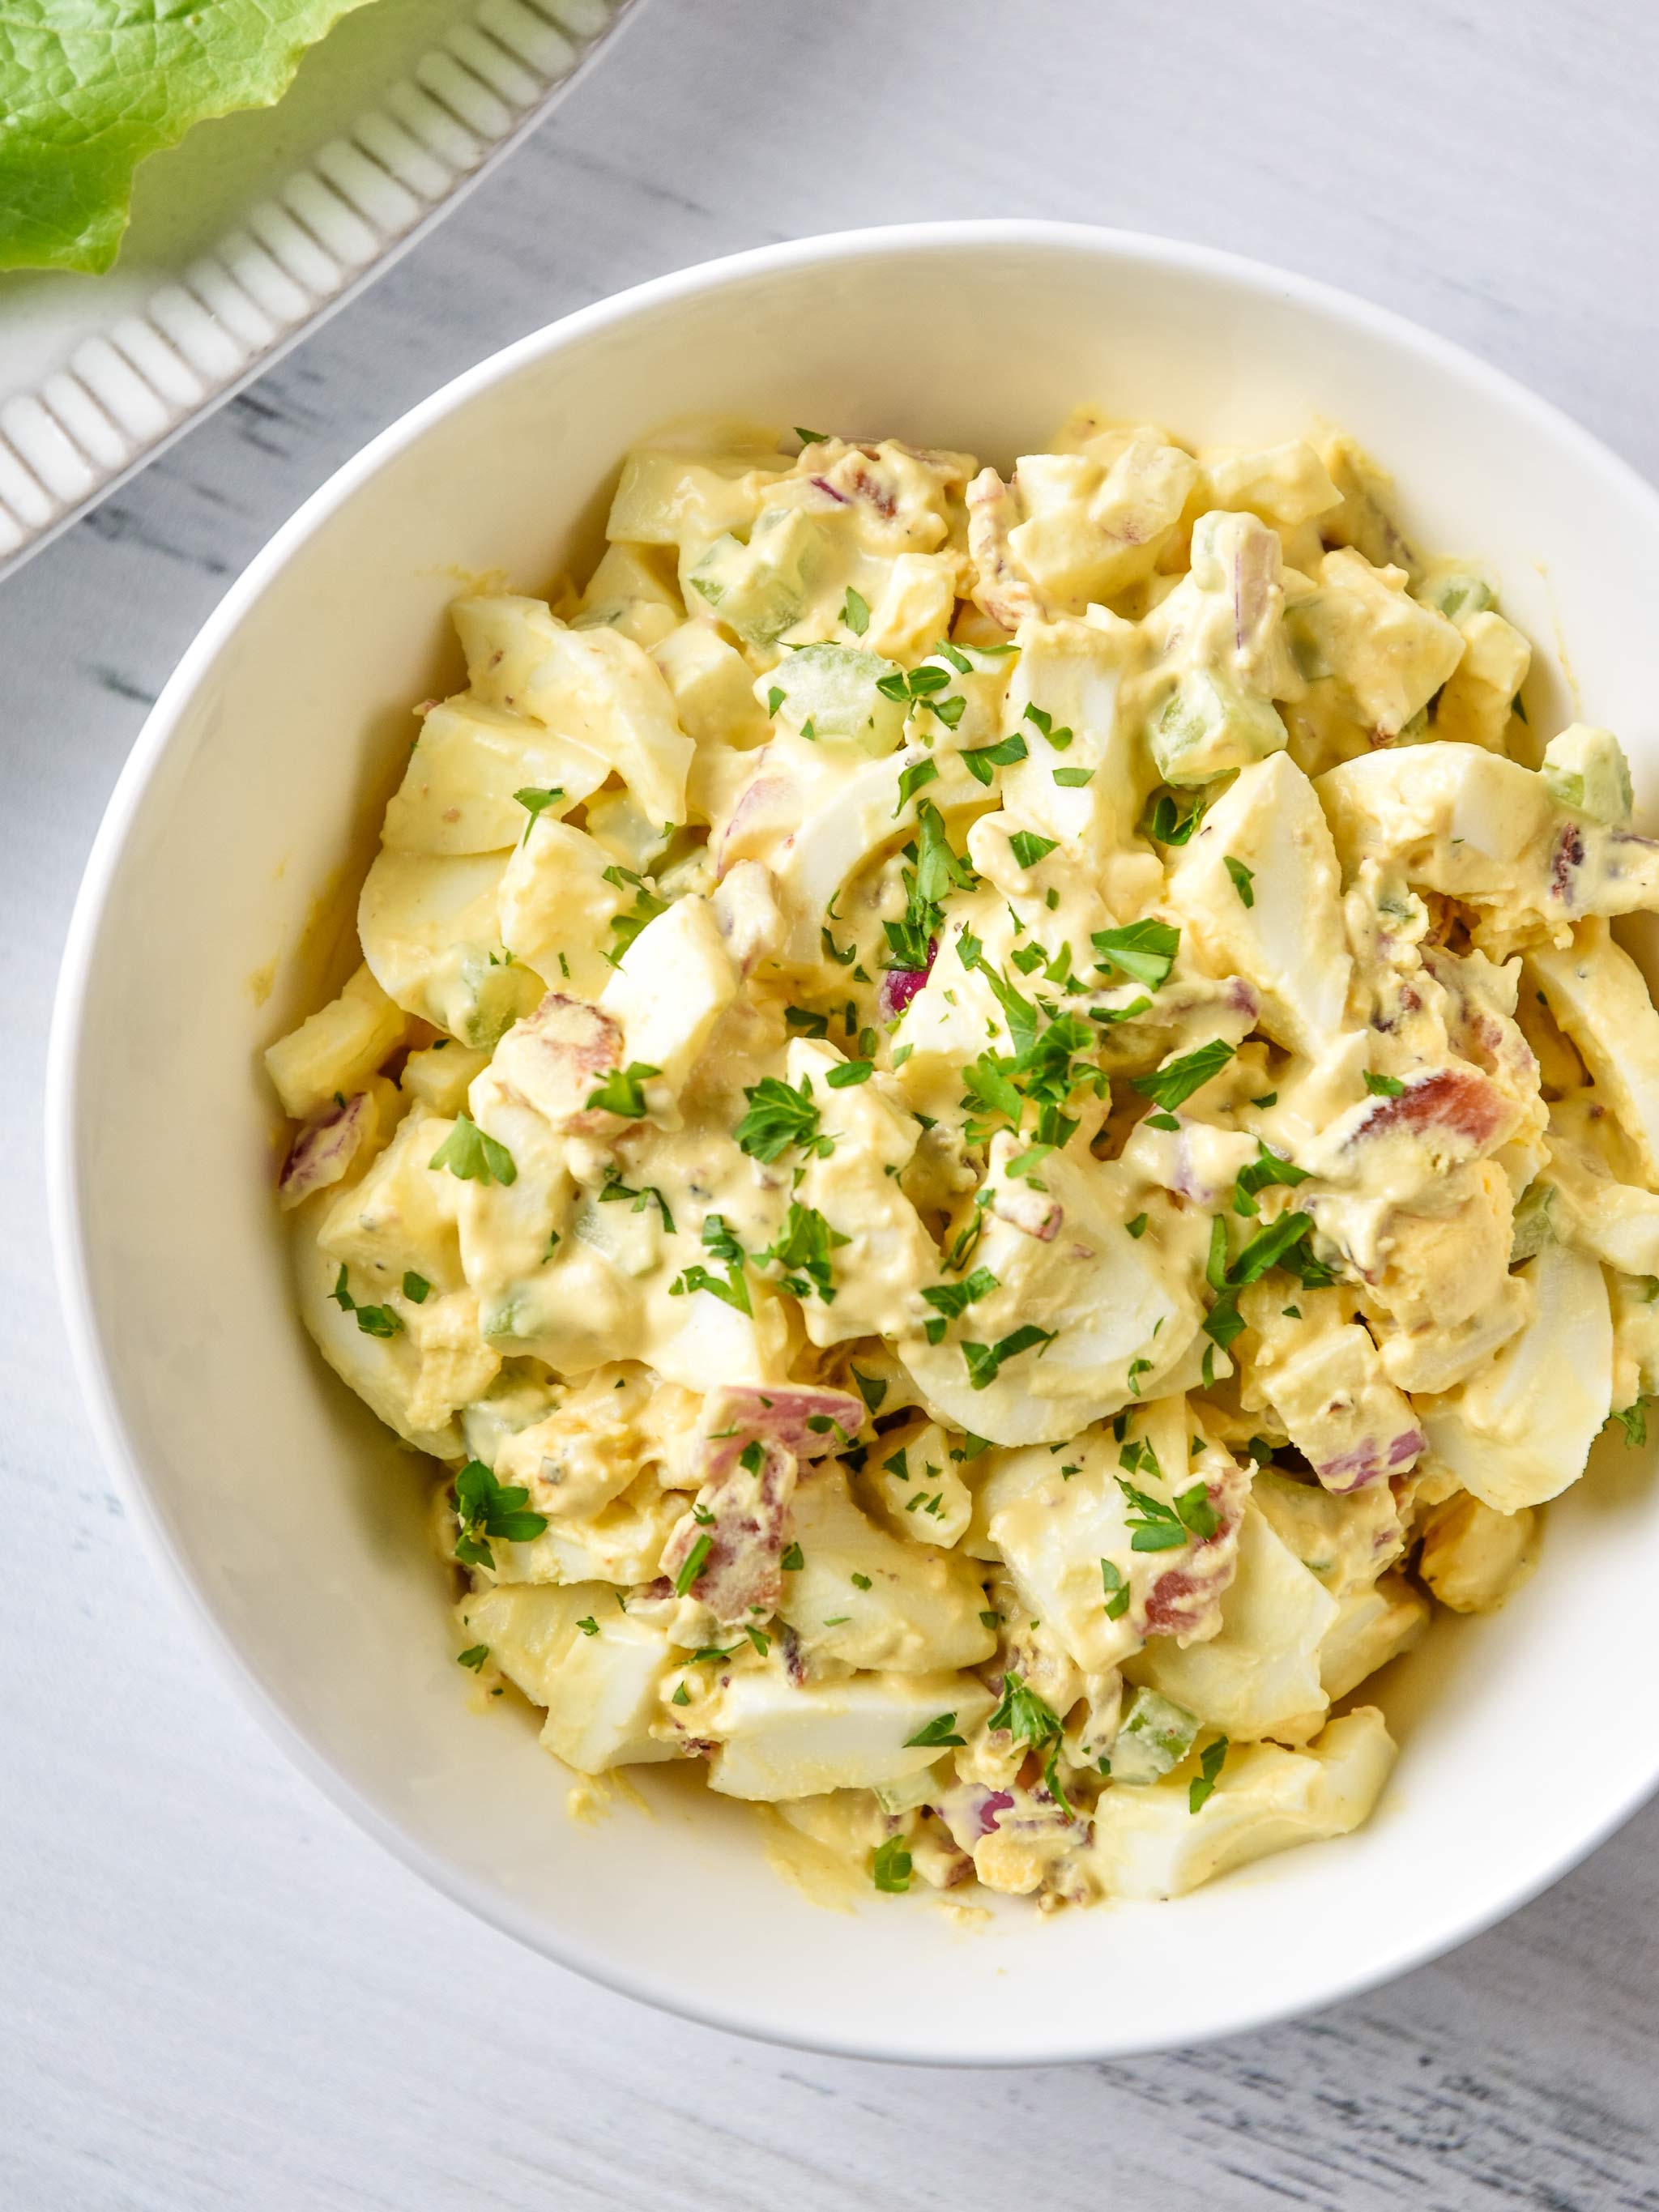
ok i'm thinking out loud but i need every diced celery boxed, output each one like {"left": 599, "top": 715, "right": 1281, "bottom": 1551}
{"left": 1150, "top": 670, "right": 1287, "bottom": 786}
{"left": 1509, "top": 1178, "right": 1558, "bottom": 1264}
{"left": 429, "top": 945, "right": 541, "bottom": 1051}
{"left": 689, "top": 507, "right": 822, "bottom": 646}
{"left": 1110, "top": 1686, "right": 1200, "bottom": 1784}
{"left": 873, "top": 1762, "right": 943, "bottom": 1815}
{"left": 1542, "top": 723, "right": 1633, "bottom": 825}
{"left": 1417, "top": 572, "right": 1494, "bottom": 621}
{"left": 765, "top": 641, "right": 907, "bottom": 757}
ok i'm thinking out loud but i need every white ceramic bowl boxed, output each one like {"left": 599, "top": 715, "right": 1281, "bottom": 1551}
{"left": 49, "top": 222, "right": 1659, "bottom": 2065}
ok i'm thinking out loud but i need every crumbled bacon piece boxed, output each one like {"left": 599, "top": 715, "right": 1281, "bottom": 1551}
{"left": 697, "top": 1383, "right": 864, "bottom": 1477}
{"left": 660, "top": 1439, "right": 797, "bottom": 1626}
{"left": 490, "top": 993, "right": 623, "bottom": 1132}
{"left": 1351, "top": 1064, "right": 1514, "bottom": 1152}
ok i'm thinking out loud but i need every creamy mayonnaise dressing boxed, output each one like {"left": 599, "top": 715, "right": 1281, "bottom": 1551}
{"left": 265, "top": 410, "right": 1657, "bottom": 1911}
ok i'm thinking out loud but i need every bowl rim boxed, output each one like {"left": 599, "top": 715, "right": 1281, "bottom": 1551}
{"left": 46, "top": 217, "right": 1659, "bottom": 2066}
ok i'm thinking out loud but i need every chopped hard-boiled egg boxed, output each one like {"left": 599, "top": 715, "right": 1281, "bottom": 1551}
{"left": 267, "top": 407, "right": 1654, "bottom": 1916}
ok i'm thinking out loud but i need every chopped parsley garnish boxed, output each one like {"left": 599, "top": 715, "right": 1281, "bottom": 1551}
{"left": 961, "top": 732, "right": 1029, "bottom": 785}
{"left": 766, "top": 684, "right": 786, "bottom": 716}
{"left": 1008, "top": 829, "right": 1059, "bottom": 871}
{"left": 872, "top": 1836, "right": 912, "bottom": 1893}
{"left": 1364, "top": 1071, "right": 1406, "bottom": 1097}
{"left": 905, "top": 1712, "right": 966, "bottom": 1749}
{"left": 671, "top": 1681, "right": 691, "bottom": 1706}
{"left": 1229, "top": 1209, "right": 1316, "bottom": 1284}
{"left": 795, "top": 426, "right": 830, "bottom": 444}
{"left": 1091, "top": 918, "right": 1179, "bottom": 991}
{"left": 893, "top": 755, "right": 941, "bottom": 816}
{"left": 1125, "top": 1213, "right": 1149, "bottom": 1239}
{"left": 884, "top": 800, "right": 975, "bottom": 973}
{"left": 1052, "top": 766, "right": 1094, "bottom": 786}
{"left": 1224, "top": 855, "right": 1256, "bottom": 906}
{"left": 821, "top": 926, "right": 857, "bottom": 967}
{"left": 576, "top": 1615, "right": 599, "bottom": 1637}
{"left": 584, "top": 1062, "right": 661, "bottom": 1121}
{"left": 851, "top": 1572, "right": 873, "bottom": 1591}
{"left": 512, "top": 785, "right": 565, "bottom": 841}
{"left": 1233, "top": 1141, "right": 1310, "bottom": 1218}
{"left": 1202, "top": 1208, "right": 1323, "bottom": 1347}
{"left": 1189, "top": 1735, "right": 1229, "bottom": 1813}
{"left": 781, "top": 1542, "right": 804, "bottom": 1572}
{"left": 601, "top": 865, "right": 668, "bottom": 965}
{"left": 429, "top": 1113, "right": 518, "bottom": 1186}
{"left": 877, "top": 666, "right": 966, "bottom": 735}
{"left": 329, "top": 1264, "right": 404, "bottom": 1338}
{"left": 736, "top": 1073, "right": 831, "bottom": 1161}
{"left": 989, "top": 1671, "right": 1073, "bottom": 1815}
{"left": 784, "top": 1004, "right": 830, "bottom": 1038}
{"left": 1141, "top": 789, "right": 1205, "bottom": 846}
{"left": 919, "top": 1265, "right": 999, "bottom": 1323}
{"left": 673, "top": 1532, "right": 713, "bottom": 1596}
{"left": 1115, "top": 1474, "right": 1220, "bottom": 1552}
{"left": 599, "top": 1170, "right": 676, "bottom": 1235}
{"left": 1023, "top": 702, "right": 1073, "bottom": 750}
{"left": 851, "top": 1367, "right": 887, "bottom": 1414}
{"left": 668, "top": 1213, "right": 753, "bottom": 1315}
{"left": 825, "top": 1058, "right": 874, "bottom": 1088}
{"left": 1131, "top": 1037, "right": 1235, "bottom": 1112}
{"left": 453, "top": 1460, "right": 548, "bottom": 1571}
{"left": 843, "top": 585, "right": 870, "bottom": 635}
{"left": 760, "top": 1200, "right": 849, "bottom": 1302}
{"left": 1614, "top": 1398, "right": 1650, "bottom": 1447}
{"left": 402, "top": 1271, "right": 432, "bottom": 1304}
{"left": 456, "top": 1644, "right": 489, "bottom": 1671}
{"left": 1100, "top": 1558, "right": 1130, "bottom": 1620}
{"left": 962, "top": 1323, "right": 1055, "bottom": 1391}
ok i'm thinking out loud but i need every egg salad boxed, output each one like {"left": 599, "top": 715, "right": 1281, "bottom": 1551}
{"left": 265, "top": 411, "right": 1659, "bottom": 1912}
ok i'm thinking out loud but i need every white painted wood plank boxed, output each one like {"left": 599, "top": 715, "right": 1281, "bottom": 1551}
{"left": 4, "top": 2, "right": 1658, "bottom": 2204}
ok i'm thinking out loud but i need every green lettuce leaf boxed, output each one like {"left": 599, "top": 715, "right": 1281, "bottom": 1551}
{"left": 0, "top": 0, "right": 382, "bottom": 276}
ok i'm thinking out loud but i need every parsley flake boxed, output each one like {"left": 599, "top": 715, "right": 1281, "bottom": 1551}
{"left": 1132, "top": 1038, "right": 1235, "bottom": 1113}
{"left": 905, "top": 1712, "right": 966, "bottom": 1749}
{"left": 1189, "top": 1735, "right": 1229, "bottom": 1813}
{"left": 736, "top": 1074, "right": 830, "bottom": 1161}
{"left": 674, "top": 1533, "right": 713, "bottom": 1596}
{"left": 872, "top": 1836, "right": 912, "bottom": 1892}
{"left": 962, "top": 1323, "right": 1055, "bottom": 1391}
{"left": 1008, "top": 829, "right": 1059, "bottom": 870}
{"left": 429, "top": 1114, "right": 518, "bottom": 1187}
{"left": 961, "top": 732, "right": 1028, "bottom": 786}
{"left": 583, "top": 1063, "right": 661, "bottom": 1121}
{"left": 893, "top": 756, "right": 940, "bottom": 816}
{"left": 453, "top": 1460, "right": 548, "bottom": 1571}
{"left": 513, "top": 786, "right": 565, "bottom": 842}
{"left": 1091, "top": 918, "right": 1179, "bottom": 991}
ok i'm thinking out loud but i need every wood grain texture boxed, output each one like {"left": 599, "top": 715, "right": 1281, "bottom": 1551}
{"left": 4, "top": 2, "right": 1658, "bottom": 2203}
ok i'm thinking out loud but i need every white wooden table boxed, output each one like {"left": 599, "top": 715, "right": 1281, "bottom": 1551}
{"left": 6, "top": 3, "right": 1658, "bottom": 2202}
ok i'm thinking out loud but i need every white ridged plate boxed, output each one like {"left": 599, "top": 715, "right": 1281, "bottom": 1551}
{"left": 0, "top": 0, "right": 638, "bottom": 581}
